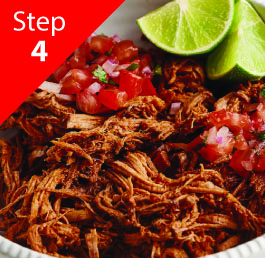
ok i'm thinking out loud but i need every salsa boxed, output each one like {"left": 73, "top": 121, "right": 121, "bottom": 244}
{"left": 52, "top": 35, "right": 158, "bottom": 114}
{"left": 189, "top": 91, "right": 265, "bottom": 176}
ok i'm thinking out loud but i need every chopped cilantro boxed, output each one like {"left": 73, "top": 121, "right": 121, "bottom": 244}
{"left": 203, "top": 136, "right": 208, "bottom": 145}
{"left": 104, "top": 51, "right": 111, "bottom": 57}
{"left": 251, "top": 131, "right": 265, "bottom": 141}
{"left": 109, "top": 78, "right": 119, "bottom": 86}
{"left": 92, "top": 66, "right": 108, "bottom": 84}
{"left": 104, "top": 48, "right": 112, "bottom": 57}
{"left": 152, "top": 64, "right": 162, "bottom": 76}
{"left": 260, "top": 86, "right": 265, "bottom": 98}
{"left": 126, "top": 63, "right": 140, "bottom": 71}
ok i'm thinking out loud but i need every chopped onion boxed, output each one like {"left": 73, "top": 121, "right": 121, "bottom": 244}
{"left": 217, "top": 126, "right": 232, "bottom": 144}
{"left": 109, "top": 71, "right": 120, "bottom": 78}
{"left": 142, "top": 66, "right": 152, "bottom": 76}
{"left": 39, "top": 81, "right": 62, "bottom": 94}
{"left": 102, "top": 60, "right": 117, "bottom": 74}
{"left": 87, "top": 82, "right": 103, "bottom": 94}
{"left": 257, "top": 103, "right": 263, "bottom": 112}
{"left": 216, "top": 136, "right": 223, "bottom": 144}
{"left": 169, "top": 102, "right": 181, "bottom": 115}
{"left": 207, "top": 126, "right": 217, "bottom": 145}
{"left": 55, "top": 93, "right": 76, "bottom": 102}
{"left": 113, "top": 34, "right": 121, "bottom": 42}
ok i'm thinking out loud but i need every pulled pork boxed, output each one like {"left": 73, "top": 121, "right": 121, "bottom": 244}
{"left": 0, "top": 59, "right": 265, "bottom": 258}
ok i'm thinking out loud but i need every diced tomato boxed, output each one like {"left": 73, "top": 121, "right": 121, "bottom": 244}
{"left": 75, "top": 41, "right": 92, "bottom": 61}
{"left": 53, "top": 61, "right": 71, "bottom": 82}
{"left": 229, "top": 149, "right": 256, "bottom": 176}
{"left": 60, "top": 77, "right": 82, "bottom": 95}
{"left": 76, "top": 88, "right": 101, "bottom": 114}
{"left": 98, "top": 88, "right": 128, "bottom": 110}
{"left": 259, "top": 92, "right": 265, "bottom": 103}
{"left": 190, "top": 97, "right": 265, "bottom": 175}
{"left": 250, "top": 111, "right": 264, "bottom": 131}
{"left": 199, "top": 145, "right": 221, "bottom": 163}
{"left": 140, "top": 54, "right": 152, "bottom": 67}
{"left": 209, "top": 109, "right": 229, "bottom": 126}
{"left": 89, "top": 35, "right": 114, "bottom": 54}
{"left": 60, "top": 69, "right": 92, "bottom": 95}
{"left": 190, "top": 126, "right": 235, "bottom": 163}
{"left": 209, "top": 109, "right": 250, "bottom": 133}
{"left": 113, "top": 40, "right": 138, "bottom": 63}
{"left": 234, "top": 134, "right": 249, "bottom": 150}
{"left": 92, "top": 55, "right": 109, "bottom": 65}
{"left": 256, "top": 103, "right": 265, "bottom": 122}
{"left": 119, "top": 70, "right": 143, "bottom": 99}
{"left": 188, "top": 135, "right": 205, "bottom": 150}
{"left": 229, "top": 112, "right": 251, "bottom": 131}
{"left": 253, "top": 149, "right": 265, "bottom": 172}
{"left": 51, "top": 34, "right": 162, "bottom": 113}
{"left": 108, "top": 75, "right": 120, "bottom": 85}
{"left": 69, "top": 54, "right": 87, "bottom": 69}
{"left": 140, "top": 78, "right": 157, "bottom": 96}
{"left": 87, "top": 64, "right": 98, "bottom": 74}
{"left": 245, "top": 109, "right": 265, "bottom": 140}
{"left": 104, "top": 84, "right": 119, "bottom": 90}
{"left": 201, "top": 127, "right": 234, "bottom": 162}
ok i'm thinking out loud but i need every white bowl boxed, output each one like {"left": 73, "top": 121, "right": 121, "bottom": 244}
{"left": 1, "top": 0, "right": 265, "bottom": 257}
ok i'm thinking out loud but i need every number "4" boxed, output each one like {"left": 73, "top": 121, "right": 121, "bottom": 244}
{"left": 31, "top": 41, "right": 48, "bottom": 62}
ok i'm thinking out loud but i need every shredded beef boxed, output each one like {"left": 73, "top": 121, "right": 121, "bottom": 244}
{"left": 0, "top": 59, "right": 265, "bottom": 258}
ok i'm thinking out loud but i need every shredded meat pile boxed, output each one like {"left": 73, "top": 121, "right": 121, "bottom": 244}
{"left": 0, "top": 58, "right": 265, "bottom": 258}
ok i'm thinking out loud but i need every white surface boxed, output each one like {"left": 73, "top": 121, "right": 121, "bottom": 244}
{"left": 95, "top": 0, "right": 169, "bottom": 47}
{"left": 1, "top": 0, "right": 265, "bottom": 257}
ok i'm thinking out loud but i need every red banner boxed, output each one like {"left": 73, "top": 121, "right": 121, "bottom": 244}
{"left": 1, "top": 0, "right": 124, "bottom": 124}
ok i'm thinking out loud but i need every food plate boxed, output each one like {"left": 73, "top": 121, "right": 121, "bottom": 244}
{"left": 1, "top": 0, "right": 265, "bottom": 257}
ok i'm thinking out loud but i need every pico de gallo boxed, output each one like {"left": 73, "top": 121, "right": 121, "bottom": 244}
{"left": 52, "top": 34, "right": 160, "bottom": 114}
{"left": 189, "top": 89, "right": 265, "bottom": 176}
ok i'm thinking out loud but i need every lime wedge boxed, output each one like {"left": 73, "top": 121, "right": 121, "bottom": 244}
{"left": 137, "top": 0, "right": 234, "bottom": 55}
{"left": 207, "top": 0, "right": 265, "bottom": 81}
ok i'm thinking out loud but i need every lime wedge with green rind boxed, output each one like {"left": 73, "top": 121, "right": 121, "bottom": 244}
{"left": 137, "top": 0, "right": 234, "bottom": 55}
{"left": 207, "top": 0, "right": 265, "bottom": 82}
